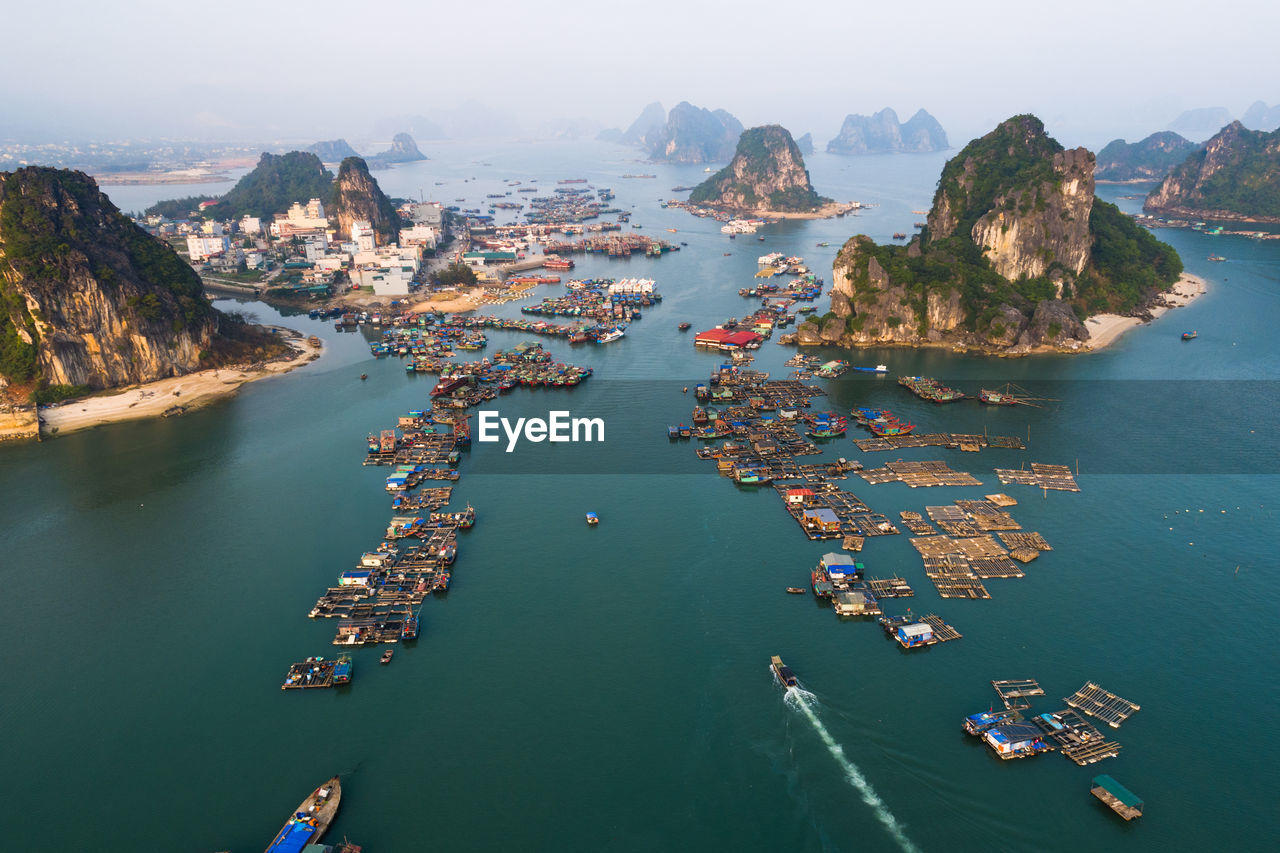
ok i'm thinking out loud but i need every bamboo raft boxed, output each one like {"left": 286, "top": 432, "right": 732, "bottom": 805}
{"left": 1064, "top": 682, "right": 1141, "bottom": 728}
{"left": 994, "top": 462, "right": 1081, "bottom": 492}
{"left": 859, "top": 460, "right": 983, "bottom": 488}
{"left": 854, "top": 433, "right": 1026, "bottom": 453}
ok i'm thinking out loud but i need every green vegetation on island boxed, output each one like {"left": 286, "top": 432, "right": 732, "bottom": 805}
{"left": 1095, "top": 132, "right": 1199, "bottom": 182}
{"left": 1145, "top": 121, "right": 1280, "bottom": 219}
{"left": 689, "top": 125, "right": 829, "bottom": 212}
{"left": 204, "top": 151, "right": 334, "bottom": 220}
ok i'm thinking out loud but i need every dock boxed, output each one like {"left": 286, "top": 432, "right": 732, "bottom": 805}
{"left": 1064, "top": 682, "right": 1141, "bottom": 728}
{"left": 1033, "top": 709, "right": 1123, "bottom": 764}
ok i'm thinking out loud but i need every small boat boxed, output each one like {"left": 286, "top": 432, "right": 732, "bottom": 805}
{"left": 264, "top": 776, "right": 342, "bottom": 853}
{"left": 678, "top": 322, "right": 692, "bottom": 331}
{"left": 380, "top": 648, "right": 394, "bottom": 664}
{"left": 785, "top": 587, "right": 807, "bottom": 594}
{"left": 770, "top": 655, "right": 798, "bottom": 689}
{"left": 359, "top": 373, "right": 367, "bottom": 381}
{"left": 892, "top": 232, "right": 907, "bottom": 240}
{"left": 586, "top": 512, "right": 599, "bottom": 525}
{"left": 1182, "top": 330, "right": 1198, "bottom": 340}
{"left": 1208, "top": 254, "right": 1226, "bottom": 262}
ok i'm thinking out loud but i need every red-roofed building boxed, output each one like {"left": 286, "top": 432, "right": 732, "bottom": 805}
{"left": 785, "top": 488, "right": 814, "bottom": 506}
{"left": 693, "top": 328, "right": 764, "bottom": 350}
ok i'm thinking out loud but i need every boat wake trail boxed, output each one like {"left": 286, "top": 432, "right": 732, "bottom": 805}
{"left": 785, "top": 687, "right": 921, "bottom": 853}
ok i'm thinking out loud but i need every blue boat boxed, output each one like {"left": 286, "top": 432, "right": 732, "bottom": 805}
{"left": 265, "top": 776, "right": 342, "bottom": 853}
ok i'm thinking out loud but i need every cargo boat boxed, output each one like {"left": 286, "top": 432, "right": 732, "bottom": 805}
{"left": 770, "top": 655, "right": 798, "bottom": 689}
{"left": 264, "top": 776, "right": 341, "bottom": 853}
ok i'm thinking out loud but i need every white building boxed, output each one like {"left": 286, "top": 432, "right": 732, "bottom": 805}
{"left": 239, "top": 216, "right": 262, "bottom": 235}
{"left": 186, "top": 235, "right": 230, "bottom": 261}
{"left": 407, "top": 202, "right": 444, "bottom": 227}
{"left": 272, "top": 198, "right": 330, "bottom": 239}
{"left": 351, "top": 220, "right": 377, "bottom": 253}
{"left": 398, "top": 223, "right": 438, "bottom": 249}
{"left": 355, "top": 264, "right": 415, "bottom": 296}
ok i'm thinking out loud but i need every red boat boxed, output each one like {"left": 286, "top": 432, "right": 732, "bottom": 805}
{"left": 430, "top": 375, "right": 471, "bottom": 397}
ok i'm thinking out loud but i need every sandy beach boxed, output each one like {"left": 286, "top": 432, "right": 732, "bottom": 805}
{"left": 39, "top": 329, "right": 321, "bottom": 436}
{"left": 1084, "top": 272, "right": 1207, "bottom": 350}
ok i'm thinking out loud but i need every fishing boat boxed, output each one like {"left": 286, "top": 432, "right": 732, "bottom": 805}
{"left": 380, "top": 648, "right": 394, "bottom": 664}
{"left": 332, "top": 656, "right": 352, "bottom": 684}
{"left": 898, "top": 375, "right": 965, "bottom": 402}
{"left": 1207, "top": 254, "right": 1226, "bottom": 262}
{"left": 1182, "top": 330, "right": 1198, "bottom": 340}
{"left": 770, "top": 655, "right": 799, "bottom": 689}
{"left": 785, "top": 587, "right": 807, "bottom": 594}
{"left": 264, "top": 776, "right": 342, "bottom": 853}
{"left": 668, "top": 425, "right": 680, "bottom": 440}
{"left": 678, "top": 424, "right": 692, "bottom": 439}
{"left": 430, "top": 375, "right": 471, "bottom": 398}
{"left": 892, "top": 232, "right": 907, "bottom": 240}
{"left": 868, "top": 416, "right": 915, "bottom": 437}
{"left": 401, "top": 613, "right": 419, "bottom": 640}
{"left": 586, "top": 512, "right": 599, "bottom": 525}
{"left": 678, "top": 322, "right": 691, "bottom": 331}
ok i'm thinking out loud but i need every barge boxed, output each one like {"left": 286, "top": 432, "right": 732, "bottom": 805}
{"left": 264, "top": 776, "right": 341, "bottom": 853}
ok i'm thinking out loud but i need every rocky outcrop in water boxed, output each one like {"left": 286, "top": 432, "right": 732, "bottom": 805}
{"left": 1144, "top": 121, "right": 1280, "bottom": 221}
{"left": 617, "top": 101, "right": 667, "bottom": 146}
{"left": 331, "top": 158, "right": 401, "bottom": 244}
{"left": 799, "top": 115, "right": 1182, "bottom": 354}
{"left": 1095, "top": 132, "right": 1200, "bottom": 182}
{"left": 796, "top": 133, "right": 814, "bottom": 155}
{"left": 688, "top": 126, "right": 829, "bottom": 214}
{"left": 308, "top": 139, "right": 360, "bottom": 163}
{"left": 367, "top": 133, "right": 427, "bottom": 167}
{"left": 826, "top": 108, "right": 948, "bottom": 154}
{"left": 646, "top": 102, "right": 743, "bottom": 164}
{"left": 1241, "top": 100, "right": 1280, "bottom": 132}
{"left": 0, "top": 167, "right": 219, "bottom": 391}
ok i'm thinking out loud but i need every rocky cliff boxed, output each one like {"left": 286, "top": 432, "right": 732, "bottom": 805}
{"left": 796, "top": 133, "right": 815, "bottom": 155}
{"left": 826, "top": 108, "right": 948, "bottom": 154}
{"left": 798, "top": 115, "right": 1182, "bottom": 354}
{"left": 308, "top": 139, "right": 360, "bottom": 163}
{"left": 1144, "top": 121, "right": 1280, "bottom": 220}
{"left": 1095, "top": 132, "right": 1199, "bottom": 181}
{"left": 688, "top": 126, "right": 829, "bottom": 214}
{"left": 367, "top": 133, "right": 427, "bottom": 167}
{"left": 619, "top": 101, "right": 667, "bottom": 146}
{"left": 0, "top": 167, "right": 219, "bottom": 392}
{"left": 646, "top": 102, "right": 743, "bottom": 164}
{"left": 203, "top": 151, "right": 333, "bottom": 220}
{"left": 331, "top": 157, "right": 401, "bottom": 244}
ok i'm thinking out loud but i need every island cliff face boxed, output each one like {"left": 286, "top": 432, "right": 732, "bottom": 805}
{"left": 647, "top": 102, "right": 743, "bottom": 164}
{"left": 688, "top": 126, "right": 829, "bottom": 214}
{"left": 331, "top": 157, "right": 401, "bottom": 244}
{"left": 1095, "top": 132, "right": 1199, "bottom": 182}
{"left": 827, "top": 108, "right": 948, "bottom": 154}
{"left": 0, "top": 168, "right": 218, "bottom": 391}
{"left": 799, "top": 115, "right": 1182, "bottom": 354}
{"left": 308, "top": 139, "right": 360, "bottom": 163}
{"left": 1144, "top": 121, "right": 1280, "bottom": 221}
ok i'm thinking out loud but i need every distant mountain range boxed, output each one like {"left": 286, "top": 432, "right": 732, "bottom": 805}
{"left": 598, "top": 102, "right": 744, "bottom": 164}
{"left": 1095, "top": 132, "right": 1200, "bottom": 182}
{"left": 826, "top": 108, "right": 948, "bottom": 154}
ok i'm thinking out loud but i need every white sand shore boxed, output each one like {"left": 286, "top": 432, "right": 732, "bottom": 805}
{"left": 1084, "top": 273, "right": 1207, "bottom": 350}
{"left": 39, "top": 329, "right": 321, "bottom": 436}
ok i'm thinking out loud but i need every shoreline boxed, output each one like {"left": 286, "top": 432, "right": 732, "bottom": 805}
{"left": 38, "top": 328, "right": 321, "bottom": 437}
{"left": 1084, "top": 272, "right": 1207, "bottom": 350}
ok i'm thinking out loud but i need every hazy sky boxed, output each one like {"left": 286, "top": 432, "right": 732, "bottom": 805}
{"left": 3, "top": 0, "right": 1276, "bottom": 149}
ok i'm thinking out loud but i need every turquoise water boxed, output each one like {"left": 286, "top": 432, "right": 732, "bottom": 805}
{"left": 2, "top": 144, "right": 1278, "bottom": 851}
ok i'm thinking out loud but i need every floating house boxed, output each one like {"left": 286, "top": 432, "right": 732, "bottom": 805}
{"left": 820, "top": 552, "right": 862, "bottom": 581}
{"left": 785, "top": 488, "right": 814, "bottom": 506}
{"left": 339, "top": 570, "right": 372, "bottom": 587}
{"left": 693, "top": 329, "right": 764, "bottom": 350}
{"left": 802, "top": 507, "right": 841, "bottom": 534}
{"left": 833, "top": 589, "right": 878, "bottom": 616}
{"left": 983, "top": 723, "right": 1053, "bottom": 759}
{"left": 894, "top": 622, "right": 934, "bottom": 648}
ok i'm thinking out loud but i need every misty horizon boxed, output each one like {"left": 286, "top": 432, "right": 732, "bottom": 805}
{"left": 2, "top": 0, "right": 1277, "bottom": 154}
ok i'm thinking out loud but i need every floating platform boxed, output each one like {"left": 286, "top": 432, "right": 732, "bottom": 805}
{"left": 854, "top": 433, "right": 1026, "bottom": 453}
{"left": 994, "top": 463, "right": 1080, "bottom": 492}
{"left": 992, "top": 679, "right": 1045, "bottom": 710}
{"left": 1064, "top": 682, "right": 1141, "bottom": 728}
{"left": 859, "top": 460, "right": 982, "bottom": 488}
{"left": 898, "top": 511, "right": 937, "bottom": 535}
{"left": 281, "top": 656, "right": 352, "bottom": 689}
{"left": 865, "top": 577, "right": 914, "bottom": 598}
{"left": 1034, "top": 709, "right": 1123, "bottom": 764}
{"left": 1091, "top": 775, "right": 1144, "bottom": 820}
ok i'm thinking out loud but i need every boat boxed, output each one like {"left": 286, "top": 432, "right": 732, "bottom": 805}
{"left": 264, "top": 776, "right": 342, "bottom": 853}
{"left": 596, "top": 327, "right": 625, "bottom": 344}
{"left": 1182, "top": 330, "right": 1198, "bottom": 340}
{"left": 850, "top": 364, "right": 888, "bottom": 373}
{"left": 963, "top": 709, "right": 1018, "bottom": 735}
{"left": 898, "top": 375, "right": 965, "bottom": 403}
{"left": 359, "top": 373, "right": 367, "bottom": 381}
{"left": 430, "top": 375, "right": 472, "bottom": 397}
{"left": 1207, "top": 254, "right": 1226, "bottom": 261}
{"left": 785, "top": 587, "right": 807, "bottom": 594}
{"left": 770, "top": 655, "right": 799, "bottom": 689}
{"left": 380, "top": 648, "right": 393, "bottom": 664}
{"left": 678, "top": 322, "right": 692, "bottom": 331}
{"left": 892, "top": 232, "right": 907, "bottom": 240}
{"left": 1091, "top": 775, "right": 1144, "bottom": 821}
{"left": 586, "top": 512, "right": 599, "bottom": 525}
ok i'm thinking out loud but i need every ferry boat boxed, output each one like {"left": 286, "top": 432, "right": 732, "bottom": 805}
{"left": 595, "top": 327, "right": 625, "bottom": 344}
{"left": 265, "top": 776, "right": 342, "bottom": 853}
{"left": 586, "top": 512, "right": 599, "bottom": 525}
{"left": 1182, "top": 330, "right": 1198, "bottom": 340}
{"left": 770, "top": 655, "right": 799, "bottom": 689}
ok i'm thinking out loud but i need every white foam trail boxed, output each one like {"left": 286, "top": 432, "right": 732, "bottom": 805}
{"left": 785, "top": 686, "right": 922, "bottom": 853}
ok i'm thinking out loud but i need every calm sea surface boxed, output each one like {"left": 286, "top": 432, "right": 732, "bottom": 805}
{"left": 2, "top": 142, "right": 1277, "bottom": 852}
